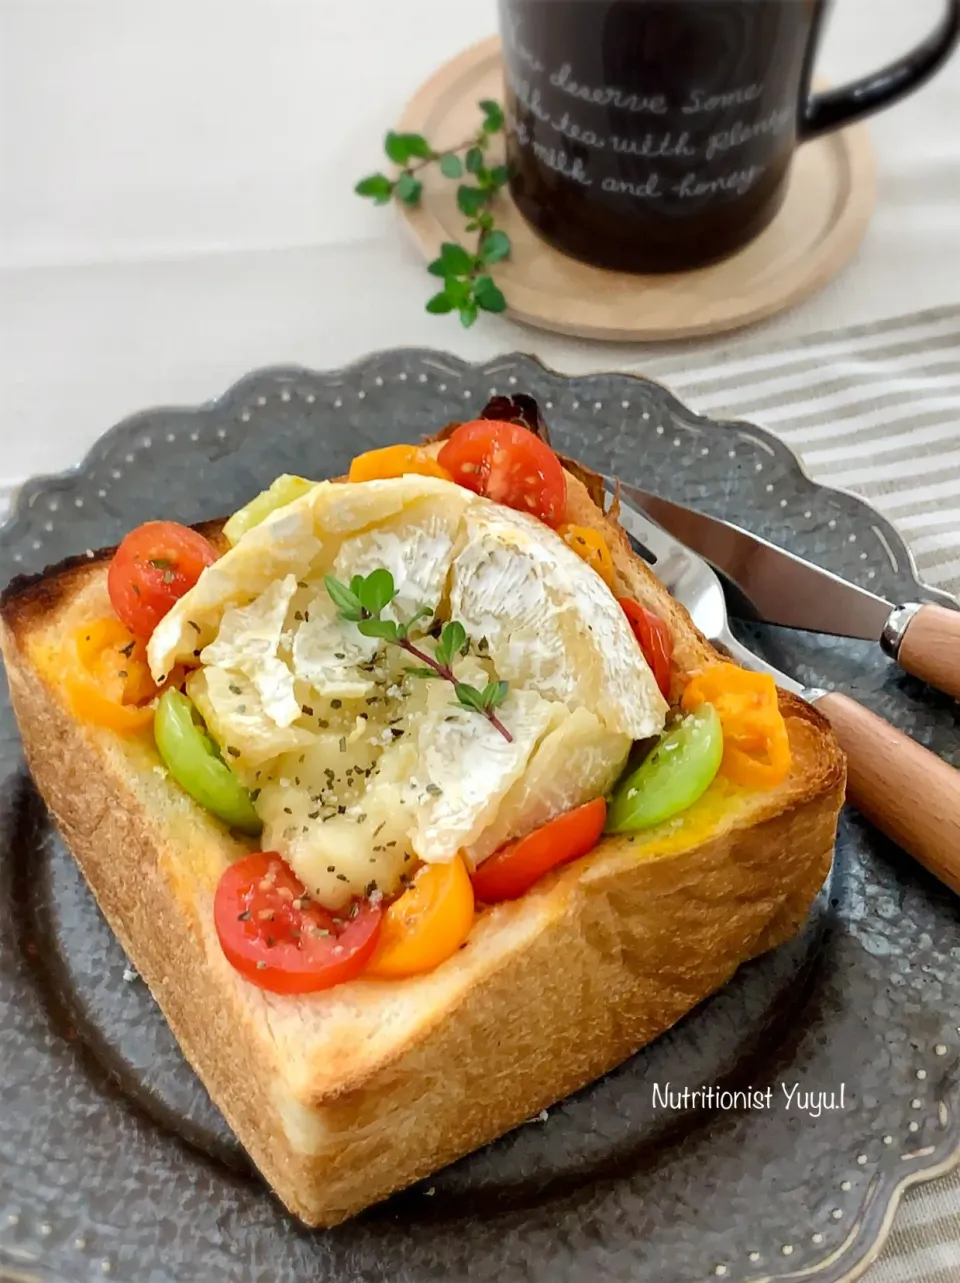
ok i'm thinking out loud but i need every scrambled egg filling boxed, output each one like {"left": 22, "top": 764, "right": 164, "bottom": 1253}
{"left": 149, "top": 476, "right": 667, "bottom": 907}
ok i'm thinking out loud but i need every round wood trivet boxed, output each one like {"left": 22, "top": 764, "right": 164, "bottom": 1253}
{"left": 396, "top": 36, "right": 877, "bottom": 341}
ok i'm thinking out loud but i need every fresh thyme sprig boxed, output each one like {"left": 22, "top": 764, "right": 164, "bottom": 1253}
{"left": 355, "top": 101, "right": 511, "bottom": 328}
{"left": 324, "top": 569, "right": 512, "bottom": 742}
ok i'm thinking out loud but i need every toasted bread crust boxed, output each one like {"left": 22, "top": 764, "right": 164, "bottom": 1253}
{"left": 0, "top": 521, "right": 230, "bottom": 632}
{"left": 0, "top": 473, "right": 845, "bottom": 1225}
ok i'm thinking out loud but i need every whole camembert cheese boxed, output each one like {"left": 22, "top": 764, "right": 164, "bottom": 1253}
{"left": 148, "top": 476, "right": 667, "bottom": 908}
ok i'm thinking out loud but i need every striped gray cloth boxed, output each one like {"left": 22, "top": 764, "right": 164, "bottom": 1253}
{"left": 645, "top": 305, "right": 960, "bottom": 601}
{"left": 644, "top": 306, "right": 960, "bottom": 1283}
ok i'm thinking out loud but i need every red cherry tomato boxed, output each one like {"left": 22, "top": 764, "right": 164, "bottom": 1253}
{"left": 214, "top": 852, "right": 382, "bottom": 994}
{"left": 471, "top": 797, "right": 607, "bottom": 903}
{"left": 437, "top": 420, "right": 567, "bottom": 527}
{"left": 619, "top": 598, "right": 673, "bottom": 701}
{"left": 108, "top": 521, "right": 218, "bottom": 638}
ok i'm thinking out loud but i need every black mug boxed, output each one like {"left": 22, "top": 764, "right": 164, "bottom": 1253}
{"left": 499, "top": 0, "right": 960, "bottom": 272}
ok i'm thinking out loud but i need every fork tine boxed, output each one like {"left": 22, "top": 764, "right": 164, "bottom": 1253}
{"left": 603, "top": 480, "right": 684, "bottom": 570}
{"left": 606, "top": 479, "right": 803, "bottom": 695}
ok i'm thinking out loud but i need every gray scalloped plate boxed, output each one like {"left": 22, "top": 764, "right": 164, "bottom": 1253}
{"left": 1, "top": 351, "right": 959, "bottom": 1283}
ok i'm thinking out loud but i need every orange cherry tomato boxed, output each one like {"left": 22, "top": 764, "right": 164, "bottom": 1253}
{"left": 471, "top": 797, "right": 607, "bottom": 903}
{"left": 365, "top": 855, "right": 475, "bottom": 979}
{"left": 108, "top": 521, "right": 218, "bottom": 639}
{"left": 720, "top": 718, "right": 792, "bottom": 788}
{"left": 437, "top": 420, "right": 567, "bottom": 527}
{"left": 64, "top": 617, "right": 159, "bottom": 733}
{"left": 215, "top": 852, "right": 382, "bottom": 994}
{"left": 618, "top": 598, "right": 673, "bottom": 701}
{"left": 559, "top": 523, "right": 616, "bottom": 588}
{"left": 348, "top": 444, "right": 453, "bottom": 484}
{"left": 681, "top": 663, "right": 792, "bottom": 789}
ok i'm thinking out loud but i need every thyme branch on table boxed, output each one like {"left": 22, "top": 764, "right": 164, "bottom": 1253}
{"left": 324, "top": 569, "right": 513, "bottom": 742}
{"left": 354, "top": 100, "right": 511, "bottom": 328}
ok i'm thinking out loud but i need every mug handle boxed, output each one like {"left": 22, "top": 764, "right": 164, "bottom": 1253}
{"left": 801, "top": 0, "right": 960, "bottom": 139}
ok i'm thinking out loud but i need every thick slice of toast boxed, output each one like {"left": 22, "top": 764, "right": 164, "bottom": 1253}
{"left": 0, "top": 471, "right": 845, "bottom": 1226}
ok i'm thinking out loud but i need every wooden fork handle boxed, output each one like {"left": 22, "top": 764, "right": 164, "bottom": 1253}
{"left": 894, "top": 603, "right": 960, "bottom": 702}
{"left": 815, "top": 690, "right": 960, "bottom": 894}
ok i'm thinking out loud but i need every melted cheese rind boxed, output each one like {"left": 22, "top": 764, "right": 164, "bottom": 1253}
{"left": 147, "top": 475, "right": 470, "bottom": 682}
{"left": 408, "top": 676, "right": 562, "bottom": 864}
{"left": 200, "top": 574, "right": 301, "bottom": 727}
{"left": 186, "top": 666, "right": 313, "bottom": 775}
{"left": 449, "top": 502, "right": 667, "bottom": 739}
{"left": 148, "top": 486, "right": 324, "bottom": 678}
{"left": 144, "top": 474, "right": 669, "bottom": 905}
{"left": 314, "top": 475, "right": 470, "bottom": 536}
{"left": 291, "top": 596, "right": 381, "bottom": 701}
{"left": 330, "top": 497, "right": 464, "bottom": 622}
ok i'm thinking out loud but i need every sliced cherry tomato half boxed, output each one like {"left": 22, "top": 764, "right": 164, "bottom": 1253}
{"left": 559, "top": 523, "right": 616, "bottom": 588}
{"left": 348, "top": 444, "right": 453, "bottom": 484}
{"left": 154, "top": 689, "right": 262, "bottom": 835}
{"left": 64, "top": 616, "right": 158, "bottom": 734}
{"left": 720, "top": 718, "right": 792, "bottom": 788}
{"left": 437, "top": 420, "right": 567, "bottom": 527}
{"left": 619, "top": 598, "right": 673, "bottom": 701}
{"left": 681, "top": 663, "right": 792, "bottom": 789}
{"left": 471, "top": 797, "right": 607, "bottom": 903}
{"left": 605, "top": 704, "right": 724, "bottom": 833}
{"left": 214, "top": 852, "right": 382, "bottom": 994}
{"left": 108, "top": 521, "right": 218, "bottom": 638}
{"left": 365, "top": 854, "right": 475, "bottom": 979}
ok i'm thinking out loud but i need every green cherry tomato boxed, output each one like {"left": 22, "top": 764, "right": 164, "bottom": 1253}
{"left": 222, "top": 474, "right": 315, "bottom": 546}
{"left": 154, "top": 689, "right": 262, "bottom": 835}
{"left": 605, "top": 703, "right": 723, "bottom": 833}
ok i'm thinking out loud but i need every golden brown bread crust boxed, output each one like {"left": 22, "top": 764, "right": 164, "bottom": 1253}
{"left": 0, "top": 473, "right": 845, "bottom": 1226}
{"left": 0, "top": 520, "right": 230, "bottom": 629}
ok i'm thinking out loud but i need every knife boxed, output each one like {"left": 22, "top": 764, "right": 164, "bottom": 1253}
{"left": 617, "top": 483, "right": 960, "bottom": 702}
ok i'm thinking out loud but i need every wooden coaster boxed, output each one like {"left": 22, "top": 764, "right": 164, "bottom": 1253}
{"left": 397, "top": 36, "right": 877, "bottom": 342}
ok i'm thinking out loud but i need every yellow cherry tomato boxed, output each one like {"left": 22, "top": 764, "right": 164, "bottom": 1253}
{"left": 365, "top": 854, "right": 475, "bottom": 979}
{"left": 682, "top": 663, "right": 792, "bottom": 789}
{"left": 65, "top": 617, "right": 159, "bottom": 733}
{"left": 558, "top": 523, "right": 616, "bottom": 588}
{"left": 348, "top": 444, "right": 453, "bottom": 484}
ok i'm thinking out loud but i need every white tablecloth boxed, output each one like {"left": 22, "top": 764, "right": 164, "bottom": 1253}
{"left": 1, "top": 1, "right": 959, "bottom": 1278}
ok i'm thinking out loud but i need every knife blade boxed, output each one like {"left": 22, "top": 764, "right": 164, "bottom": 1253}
{"left": 615, "top": 481, "right": 894, "bottom": 639}
{"left": 609, "top": 477, "right": 960, "bottom": 702}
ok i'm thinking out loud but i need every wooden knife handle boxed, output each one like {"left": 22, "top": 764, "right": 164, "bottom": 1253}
{"left": 815, "top": 690, "right": 960, "bottom": 894}
{"left": 897, "top": 603, "right": 960, "bottom": 701}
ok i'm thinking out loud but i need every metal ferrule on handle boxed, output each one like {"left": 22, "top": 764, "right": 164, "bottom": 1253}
{"left": 880, "top": 602, "right": 924, "bottom": 660}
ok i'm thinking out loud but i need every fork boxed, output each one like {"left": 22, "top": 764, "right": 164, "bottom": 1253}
{"left": 612, "top": 487, "right": 960, "bottom": 897}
